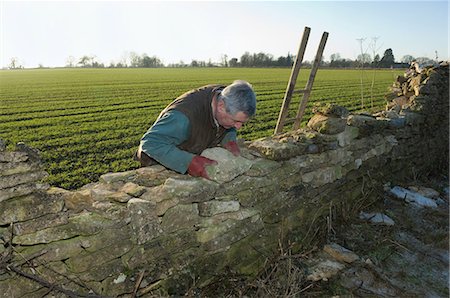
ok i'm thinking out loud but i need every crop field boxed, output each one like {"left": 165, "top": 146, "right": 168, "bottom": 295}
{"left": 1, "top": 67, "right": 404, "bottom": 189}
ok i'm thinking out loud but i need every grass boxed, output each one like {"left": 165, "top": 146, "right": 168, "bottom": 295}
{"left": 0, "top": 67, "right": 404, "bottom": 189}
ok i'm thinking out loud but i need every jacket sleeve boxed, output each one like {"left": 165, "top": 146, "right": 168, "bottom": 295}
{"left": 140, "top": 110, "right": 194, "bottom": 174}
{"left": 220, "top": 129, "right": 237, "bottom": 145}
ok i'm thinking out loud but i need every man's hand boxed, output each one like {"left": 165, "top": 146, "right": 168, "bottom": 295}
{"left": 187, "top": 156, "right": 218, "bottom": 179}
{"left": 223, "top": 141, "right": 240, "bottom": 156}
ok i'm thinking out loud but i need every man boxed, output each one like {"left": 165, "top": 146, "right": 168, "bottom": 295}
{"left": 135, "top": 80, "right": 256, "bottom": 179}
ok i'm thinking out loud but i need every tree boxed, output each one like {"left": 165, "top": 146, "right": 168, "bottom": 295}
{"left": 228, "top": 58, "right": 238, "bottom": 67}
{"left": 401, "top": 55, "right": 415, "bottom": 64}
{"left": 357, "top": 53, "right": 371, "bottom": 65}
{"left": 372, "top": 54, "right": 380, "bottom": 66}
{"left": 240, "top": 52, "right": 253, "bottom": 67}
{"left": 221, "top": 54, "right": 228, "bottom": 67}
{"left": 379, "top": 48, "right": 395, "bottom": 68}
{"left": 66, "top": 56, "right": 76, "bottom": 67}
{"left": 78, "top": 56, "right": 93, "bottom": 67}
{"left": 330, "top": 53, "right": 341, "bottom": 62}
{"left": 129, "top": 52, "right": 141, "bottom": 68}
{"left": 8, "top": 57, "right": 21, "bottom": 69}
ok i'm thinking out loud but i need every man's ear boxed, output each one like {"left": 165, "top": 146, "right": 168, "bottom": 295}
{"left": 218, "top": 99, "right": 226, "bottom": 113}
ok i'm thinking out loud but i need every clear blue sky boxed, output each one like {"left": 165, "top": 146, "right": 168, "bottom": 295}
{"left": 1, "top": 0, "right": 448, "bottom": 68}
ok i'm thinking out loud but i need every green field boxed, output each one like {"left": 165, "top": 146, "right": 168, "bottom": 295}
{"left": 1, "top": 67, "right": 404, "bottom": 189}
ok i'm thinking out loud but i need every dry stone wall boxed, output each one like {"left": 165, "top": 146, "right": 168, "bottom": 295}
{"left": 0, "top": 62, "right": 448, "bottom": 297}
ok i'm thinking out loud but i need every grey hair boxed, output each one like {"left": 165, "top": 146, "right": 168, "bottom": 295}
{"left": 219, "top": 80, "right": 256, "bottom": 117}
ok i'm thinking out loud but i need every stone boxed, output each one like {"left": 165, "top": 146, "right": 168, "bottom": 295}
{"left": 335, "top": 126, "right": 360, "bottom": 147}
{"left": 0, "top": 170, "right": 48, "bottom": 190}
{"left": 408, "top": 186, "right": 440, "bottom": 199}
{"left": 307, "top": 114, "right": 347, "bottom": 135}
{"left": 323, "top": 243, "right": 360, "bottom": 263}
{"left": 202, "top": 215, "right": 263, "bottom": 252}
{"left": 127, "top": 198, "right": 162, "bottom": 244}
{"left": 120, "top": 182, "right": 147, "bottom": 197}
{"left": 100, "top": 170, "right": 137, "bottom": 184}
{"left": 306, "top": 258, "right": 345, "bottom": 281}
{"left": 390, "top": 186, "right": 437, "bottom": 208}
{"left": 201, "top": 147, "right": 253, "bottom": 183}
{"left": 12, "top": 212, "right": 115, "bottom": 245}
{"left": 0, "top": 162, "right": 35, "bottom": 176}
{"left": 65, "top": 238, "right": 133, "bottom": 273}
{"left": 248, "top": 137, "right": 307, "bottom": 161}
{"left": 0, "top": 151, "right": 28, "bottom": 162}
{"left": 78, "top": 258, "right": 126, "bottom": 284}
{"left": 196, "top": 219, "right": 241, "bottom": 243}
{"left": 359, "top": 212, "right": 395, "bottom": 226}
{"left": 156, "top": 197, "right": 179, "bottom": 216}
{"left": 141, "top": 176, "right": 218, "bottom": 204}
{"left": 0, "top": 193, "right": 64, "bottom": 225}
{"left": 244, "top": 158, "right": 282, "bottom": 177}
{"left": 0, "top": 181, "right": 49, "bottom": 202}
{"left": 347, "top": 114, "right": 388, "bottom": 134}
{"left": 312, "top": 103, "right": 349, "bottom": 118}
{"left": 134, "top": 165, "right": 177, "bottom": 187}
{"left": 64, "top": 189, "right": 95, "bottom": 212}
{"left": 12, "top": 212, "right": 69, "bottom": 236}
{"left": 198, "top": 200, "right": 240, "bottom": 216}
{"left": 302, "top": 166, "right": 342, "bottom": 187}
{"left": 197, "top": 208, "right": 259, "bottom": 228}
{"left": 161, "top": 204, "right": 200, "bottom": 233}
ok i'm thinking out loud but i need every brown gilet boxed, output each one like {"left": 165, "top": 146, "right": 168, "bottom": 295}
{"left": 159, "top": 84, "right": 228, "bottom": 154}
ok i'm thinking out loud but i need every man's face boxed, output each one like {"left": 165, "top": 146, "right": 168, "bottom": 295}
{"left": 216, "top": 100, "right": 249, "bottom": 130}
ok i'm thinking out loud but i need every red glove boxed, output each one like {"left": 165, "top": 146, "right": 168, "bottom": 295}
{"left": 223, "top": 141, "right": 240, "bottom": 156}
{"left": 187, "top": 156, "right": 218, "bottom": 179}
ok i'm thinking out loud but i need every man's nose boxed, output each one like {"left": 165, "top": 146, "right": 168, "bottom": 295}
{"left": 234, "top": 122, "right": 243, "bottom": 129}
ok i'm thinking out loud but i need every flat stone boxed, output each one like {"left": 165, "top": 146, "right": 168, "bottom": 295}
{"left": 127, "top": 198, "right": 162, "bottom": 244}
{"left": 390, "top": 186, "right": 437, "bottom": 208}
{"left": 336, "top": 126, "right": 360, "bottom": 147}
{"left": 323, "top": 243, "right": 360, "bottom": 263}
{"left": 64, "top": 189, "right": 95, "bottom": 212}
{"left": 0, "top": 170, "right": 48, "bottom": 189}
{"left": 100, "top": 170, "right": 137, "bottom": 184}
{"left": 302, "top": 166, "right": 342, "bottom": 187}
{"left": 161, "top": 204, "right": 200, "bottom": 233}
{"left": 120, "top": 182, "right": 147, "bottom": 197}
{"left": 12, "top": 212, "right": 69, "bottom": 236}
{"left": 0, "top": 162, "right": 36, "bottom": 176}
{"left": 245, "top": 158, "right": 282, "bottom": 177}
{"left": 408, "top": 186, "right": 440, "bottom": 199}
{"left": 0, "top": 151, "right": 29, "bottom": 162}
{"left": 12, "top": 212, "right": 115, "bottom": 245}
{"left": 0, "top": 193, "right": 64, "bottom": 225}
{"left": 248, "top": 137, "right": 306, "bottom": 161}
{"left": 198, "top": 200, "right": 240, "bottom": 216}
{"left": 359, "top": 212, "right": 395, "bottom": 226}
{"left": 307, "top": 259, "right": 345, "bottom": 281}
{"left": 0, "top": 182, "right": 49, "bottom": 202}
{"left": 196, "top": 219, "right": 240, "bottom": 243}
{"left": 202, "top": 215, "right": 263, "bottom": 252}
{"left": 307, "top": 114, "right": 347, "bottom": 135}
{"left": 65, "top": 238, "right": 133, "bottom": 273}
{"left": 201, "top": 147, "right": 253, "bottom": 184}
{"left": 141, "top": 176, "right": 217, "bottom": 204}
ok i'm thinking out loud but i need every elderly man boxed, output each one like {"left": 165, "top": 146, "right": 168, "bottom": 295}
{"left": 135, "top": 80, "right": 256, "bottom": 179}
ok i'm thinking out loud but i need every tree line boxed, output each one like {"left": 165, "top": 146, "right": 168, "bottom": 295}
{"left": 7, "top": 49, "right": 437, "bottom": 70}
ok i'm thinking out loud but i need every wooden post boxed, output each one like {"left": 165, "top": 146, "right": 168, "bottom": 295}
{"left": 293, "top": 31, "right": 329, "bottom": 130}
{"left": 274, "top": 27, "right": 310, "bottom": 134}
